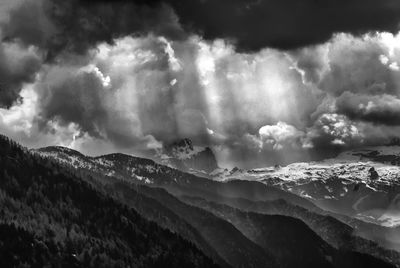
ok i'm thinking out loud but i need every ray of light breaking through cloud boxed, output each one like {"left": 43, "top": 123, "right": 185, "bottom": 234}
{"left": 2, "top": 0, "right": 400, "bottom": 168}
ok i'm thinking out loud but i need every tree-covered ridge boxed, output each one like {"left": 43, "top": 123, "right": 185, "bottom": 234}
{"left": 34, "top": 142, "right": 400, "bottom": 267}
{"left": 0, "top": 135, "right": 219, "bottom": 268}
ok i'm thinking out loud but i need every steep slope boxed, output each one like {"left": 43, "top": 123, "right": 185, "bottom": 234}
{"left": 180, "top": 195, "right": 400, "bottom": 267}
{"left": 103, "top": 181, "right": 230, "bottom": 268}
{"left": 116, "top": 183, "right": 278, "bottom": 268}
{"left": 182, "top": 196, "right": 396, "bottom": 268}
{"left": 182, "top": 197, "right": 333, "bottom": 268}
{"left": 0, "top": 135, "right": 219, "bottom": 268}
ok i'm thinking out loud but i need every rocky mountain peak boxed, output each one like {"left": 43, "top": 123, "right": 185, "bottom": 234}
{"left": 168, "top": 138, "right": 194, "bottom": 151}
{"left": 159, "top": 138, "right": 219, "bottom": 176}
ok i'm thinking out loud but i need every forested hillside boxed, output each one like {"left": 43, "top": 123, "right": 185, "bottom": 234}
{"left": 0, "top": 135, "right": 219, "bottom": 268}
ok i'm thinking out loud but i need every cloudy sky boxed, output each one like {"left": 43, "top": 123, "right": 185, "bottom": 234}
{"left": 2, "top": 0, "right": 400, "bottom": 168}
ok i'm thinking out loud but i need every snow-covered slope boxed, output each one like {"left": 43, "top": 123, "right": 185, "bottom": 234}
{"left": 33, "top": 146, "right": 164, "bottom": 184}
{"left": 213, "top": 146, "right": 400, "bottom": 227}
{"left": 33, "top": 145, "right": 317, "bottom": 211}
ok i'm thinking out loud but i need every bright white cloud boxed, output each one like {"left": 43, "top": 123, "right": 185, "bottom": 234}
{"left": 259, "top": 122, "right": 305, "bottom": 150}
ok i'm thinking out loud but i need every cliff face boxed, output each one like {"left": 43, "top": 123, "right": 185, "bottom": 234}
{"left": 184, "top": 147, "right": 219, "bottom": 173}
{"left": 160, "top": 138, "right": 219, "bottom": 175}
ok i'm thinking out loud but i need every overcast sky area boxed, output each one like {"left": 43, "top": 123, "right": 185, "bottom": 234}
{"left": 2, "top": 0, "right": 400, "bottom": 168}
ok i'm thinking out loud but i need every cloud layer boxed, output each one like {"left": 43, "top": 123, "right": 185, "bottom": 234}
{"left": 2, "top": 0, "right": 400, "bottom": 168}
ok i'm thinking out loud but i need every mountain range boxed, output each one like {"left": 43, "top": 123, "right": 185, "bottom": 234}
{"left": 1, "top": 135, "right": 400, "bottom": 267}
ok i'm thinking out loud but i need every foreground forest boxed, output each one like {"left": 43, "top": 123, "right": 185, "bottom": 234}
{"left": 0, "top": 135, "right": 219, "bottom": 268}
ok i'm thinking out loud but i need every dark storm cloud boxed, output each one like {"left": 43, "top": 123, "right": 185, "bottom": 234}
{"left": 336, "top": 92, "right": 400, "bottom": 126}
{"left": 166, "top": 0, "right": 400, "bottom": 51}
{"left": 2, "top": 0, "right": 184, "bottom": 59}
{"left": 36, "top": 66, "right": 108, "bottom": 138}
{"left": 1, "top": 0, "right": 55, "bottom": 49}
{"left": 0, "top": 0, "right": 183, "bottom": 106}
{"left": 10, "top": 0, "right": 399, "bottom": 53}
{"left": 0, "top": 42, "right": 42, "bottom": 108}
{"left": 71, "top": 0, "right": 400, "bottom": 51}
